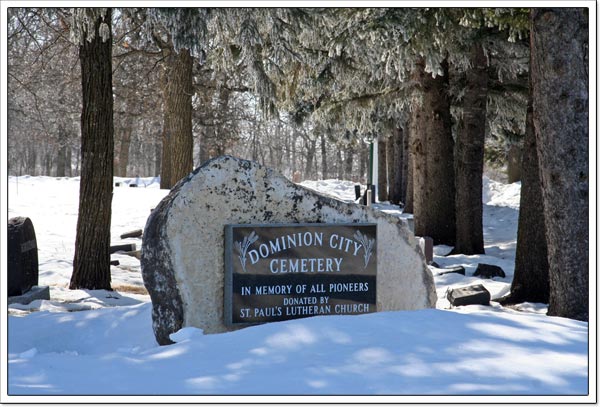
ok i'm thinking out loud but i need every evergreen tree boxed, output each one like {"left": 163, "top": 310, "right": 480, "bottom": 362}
{"left": 452, "top": 41, "right": 487, "bottom": 254}
{"left": 410, "top": 56, "right": 456, "bottom": 244}
{"left": 530, "top": 8, "right": 588, "bottom": 321}
{"left": 503, "top": 58, "right": 549, "bottom": 305}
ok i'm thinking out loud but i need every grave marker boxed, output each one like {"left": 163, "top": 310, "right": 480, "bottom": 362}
{"left": 8, "top": 217, "right": 39, "bottom": 297}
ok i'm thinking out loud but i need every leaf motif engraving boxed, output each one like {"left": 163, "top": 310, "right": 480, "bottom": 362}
{"left": 235, "top": 231, "right": 258, "bottom": 272}
{"left": 354, "top": 230, "right": 375, "bottom": 269}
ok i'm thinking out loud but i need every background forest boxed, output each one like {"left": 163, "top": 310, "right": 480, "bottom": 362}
{"left": 8, "top": 8, "right": 528, "bottom": 185}
{"left": 6, "top": 7, "right": 589, "bottom": 321}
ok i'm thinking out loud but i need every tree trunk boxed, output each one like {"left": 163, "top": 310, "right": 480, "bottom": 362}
{"left": 388, "top": 126, "right": 402, "bottom": 204}
{"left": 70, "top": 8, "right": 114, "bottom": 290}
{"left": 154, "top": 132, "right": 162, "bottom": 177}
{"left": 118, "top": 125, "right": 132, "bottom": 177}
{"left": 410, "top": 57, "right": 455, "bottom": 244}
{"left": 160, "top": 48, "right": 193, "bottom": 189}
{"left": 160, "top": 127, "right": 171, "bottom": 188}
{"left": 503, "top": 60, "right": 549, "bottom": 305}
{"left": 291, "top": 127, "right": 297, "bottom": 173}
{"left": 507, "top": 143, "right": 523, "bottom": 183}
{"left": 26, "top": 145, "right": 37, "bottom": 175}
{"left": 344, "top": 144, "right": 354, "bottom": 181}
{"left": 378, "top": 136, "right": 388, "bottom": 201}
{"left": 320, "top": 133, "right": 328, "bottom": 179}
{"left": 402, "top": 123, "right": 410, "bottom": 207}
{"left": 531, "top": 8, "right": 588, "bottom": 321}
{"left": 44, "top": 151, "right": 53, "bottom": 176}
{"left": 387, "top": 133, "right": 396, "bottom": 204}
{"left": 336, "top": 149, "right": 343, "bottom": 179}
{"left": 453, "top": 42, "right": 487, "bottom": 254}
{"left": 359, "top": 144, "right": 368, "bottom": 183}
{"left": 56, "top": 124, "right": 68, "bottom": 177}
{"left": 66, "top": 146, "right": 72, "bottom": 177}
{"left": 305, "top": 138, "right": 317, "bottom": 179}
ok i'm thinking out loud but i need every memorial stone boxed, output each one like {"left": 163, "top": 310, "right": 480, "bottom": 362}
{"left": 141, "top": 155, "right": 437, "bottom": 345}
{"left": 447, "top": 284, "right": 491, "bottom": 307}
{"left": 474, "top": 263, "right": 506, "bottom": 279}
{"left": 8, "top": 217, "right": 39, "bottom": 297}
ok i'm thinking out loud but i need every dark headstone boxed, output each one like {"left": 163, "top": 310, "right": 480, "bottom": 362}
{"left": 362, "top": 184, "right": 377, "bottom": 205}
{"left": 419, "top": 236, "right": 434, "bottom": 264}
{"left": 120, "top": 229, "right": 143, "bottom": 239}
{"left": 474, "top": 263, "right": 506, "bottom": 279}
{"left": 109, "top": 243, "right": 136, "bottom": 254}
{"left": 447, "top": 284, "right": 491, "bottom": 307}
{"left": 129, "top": 184, "right": 138, "bottom": 188}
{"left": 110, "top": 260, "right": 120, "bottom": 266}
{"left": 115, "top": 182, "right": 121, "bottom": 187}
{"left": 354, "top": 185, "right": 362, "bottom": 200}
{"left": 436, "top": 265, "right": 466, "bottom": 276}
{"left": 8, "top": 217, "right": 39, "bottom": 296}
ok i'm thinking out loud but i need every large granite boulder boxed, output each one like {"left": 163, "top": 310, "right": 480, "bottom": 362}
{"left": 141, "top": 156, "right": 436, "bottom": 345}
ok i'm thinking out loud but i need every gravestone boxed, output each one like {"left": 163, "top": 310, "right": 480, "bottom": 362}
{"left": 141, "top": 155, "right": 436, "bottom": 345}
{"left": 8, "top": 217, "right": 39, "bottom": 296}
{"left": 474, "top": 263, "right": 506, "bottom": 279}
{"left": 447, "top": 284, "right": 491, "bottom": 307}
{"left": 419, "top": 236, "right": 434, "bottom": 264}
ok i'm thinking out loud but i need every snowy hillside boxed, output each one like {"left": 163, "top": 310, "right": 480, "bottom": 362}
{"left": 5, "top": 175, "right": 589, "bottom": 400}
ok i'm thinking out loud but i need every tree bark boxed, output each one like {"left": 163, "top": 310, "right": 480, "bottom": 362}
{"left": 26, "top": 145, "right": 37, "bottom": 175}
{"left": 507, "top": 143, "right": 523, "bottom": 183}
{"left": 159, "top": 126, "right": 171, "bottom": 188}
{"left": 160, "top": 48, "right": 193, "bottom": 189}
{"left": 336, "top": 149, "right": 343, "bottom": 179}
{"left": 70, "top": 9, "right": 114, "bottom": 290}
{"left": 304, "top": 137, "right": 317, "bottom": 179}
{"left": 359, "top": 144, "right": 368, "bottom": 183}
{"left": 503, "top": 59, "right": 549, "bottom": 305}
{"left": 388, "top": 126, "right": 403, "bottom": 205}
{"left": 56, "top": 124, "right": 68, "bottom": 177}
{"left": 531, "top": 8, "right": 588, "bottom": 321}
{"left": 44, "top": 152, "right": 53, "bottom": 176}
{"left": 453, "top": 42, "right": 487, "bottom": 254}
{"left": 344, "top": 144, "right": 354, "bottom": 180}
{"left": 66, "top": 146, "right": 72, "bottom": 177}
{"left": 117, "top": 124, "right": 132, "bottom": 177}
{"left": 402, "top": 123, "right": 411, "bottom": 208}
{"left": 410, "top": 57, "right": 455, "bottom": 244}
{"left": 378, "top": 136, "right": 388, "bottom": 201}
{"left": 152, "top": 126, "right": 161, "bottom": 177}
{"left": 387, "top": 132, "right": 397, "bottom": 203}
{"left": 320, "top": 133, "right": 328, "bottom": 179}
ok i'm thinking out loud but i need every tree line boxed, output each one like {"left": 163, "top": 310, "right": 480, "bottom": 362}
{"left": 7, "top": 7, "right": 588, "bottom": 321}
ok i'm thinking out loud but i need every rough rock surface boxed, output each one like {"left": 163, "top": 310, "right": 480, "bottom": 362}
{"left": 141, "top": 156, "right": 436, "bottom": 345}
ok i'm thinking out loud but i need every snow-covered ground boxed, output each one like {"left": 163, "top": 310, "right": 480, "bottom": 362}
{"left": 4, "top": 174, "right": 591, "bottom": 401}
